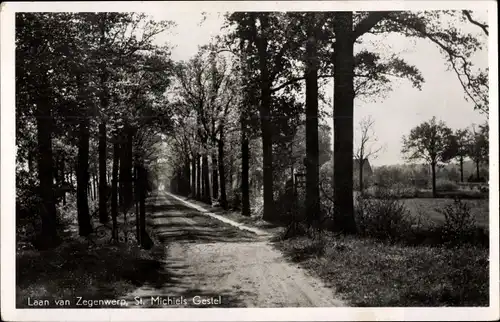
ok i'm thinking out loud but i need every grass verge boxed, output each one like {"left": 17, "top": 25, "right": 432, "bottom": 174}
{"left": 16, "top": 240, "right": 165, "bottom": 308}
{"left": 274, "top": 234, "right": 489, "bottom": 306}
{"left": 16, "top": 196, "right": 165, "bottom": 308}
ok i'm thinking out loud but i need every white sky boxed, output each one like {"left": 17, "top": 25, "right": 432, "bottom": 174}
{"left": 149, "top": 10, "right": 489, "bottom": 167}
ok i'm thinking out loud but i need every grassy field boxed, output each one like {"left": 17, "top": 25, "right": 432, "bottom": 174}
{"left": 353, "top": 189, "right": 490, "bottom": 229}
{"left": 402, "top": 198, "right": 489, "bottom": 228}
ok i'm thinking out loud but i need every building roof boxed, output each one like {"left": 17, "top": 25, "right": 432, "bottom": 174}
{"left": 319, "top": 157, "right": 373, "bottom": 176}
{"left": 353, "top": 158, "right": 373, "bottom": 175}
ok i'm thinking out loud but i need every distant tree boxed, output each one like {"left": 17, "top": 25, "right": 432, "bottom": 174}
{"left": 354, "top": 116, "right": 382, "bottom": 193}
{"left": 444, "top": 128, "right": 471, "bottom": 182}
{"left": 446, "top": 166, "right": 461, "bottom": 182}
{"left": 478, "top": 122, "right": 489, "bottom": 167}
{"left": 468, "top": 123, "right": 489, "bottom": 181}
{"left": 401, "top": 117, "right": 454, "bottom": 197}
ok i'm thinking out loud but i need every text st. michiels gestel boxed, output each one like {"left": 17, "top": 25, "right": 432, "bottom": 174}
{"left": 134, "top": 295, "right": 222, "bottom": 306}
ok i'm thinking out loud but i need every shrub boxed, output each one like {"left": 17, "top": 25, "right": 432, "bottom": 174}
{"left": 435, "top": 198, "right": 478, "bottom": 244}
{"left": 229, "top": 188, "right": 241, "bottom": 210}
{"left": 436, "top": 179, "right": 459, "bottom": 192}
{"left": 274, "top": 181, "right": 306, "bottom": 226}
{"left": 355, "top": 191, "right": 415, "bottom": 241}
{"left": 391, "top": 183, "right": 419, "bottom": 198}
{"left": 319, "top": 175, "right": 334, "bottom": 208}
{"left": 367, "top": 183, "right": 417, "bottom": 199}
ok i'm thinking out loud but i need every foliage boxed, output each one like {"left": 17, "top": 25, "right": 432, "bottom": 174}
{"left": 401, "top": 117, "right": 454, "bottom": 165}
{"left": 444, "top": 128, "right": 471, "bottom": 161}
{"left": 436, "top": 198, "right": 478, "bottom": 242}
{"left": 380, "top": 11, "right": 489, "bottom": 114}
{"left": 435, "top": 179, "right": 459, "bottom": 192}
{"left": 467, "top": 123, "right": 489, "bottom": 169}
{"left": 354, "top": 191, "right": 415, "bottom": 241}
{"left": 16, "top": 12, "right": 174, "bottom": 247}
{"left": 372, "top": 165, "right": 414, "bottom": 188}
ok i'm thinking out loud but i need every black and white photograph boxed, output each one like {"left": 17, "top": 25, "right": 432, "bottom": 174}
{"left": 1, "top": 1, "right": 498, "bottom": 321}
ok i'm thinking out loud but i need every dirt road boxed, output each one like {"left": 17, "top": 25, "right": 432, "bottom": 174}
{"left": 126, "top": 192, "right": 346, "bottom": 308}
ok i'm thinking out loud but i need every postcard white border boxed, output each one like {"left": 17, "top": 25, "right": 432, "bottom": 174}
{"left": 1, "top": 1, "right": 498, "bottom": 321}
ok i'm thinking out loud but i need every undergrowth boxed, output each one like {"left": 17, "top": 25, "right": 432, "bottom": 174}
{"left": 16, "top": 194, "right": 161, "bottom": 308}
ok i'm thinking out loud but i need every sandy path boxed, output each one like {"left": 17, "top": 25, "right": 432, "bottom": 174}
{"left": 127, "top": 192, "right": 345, "bottom": 308}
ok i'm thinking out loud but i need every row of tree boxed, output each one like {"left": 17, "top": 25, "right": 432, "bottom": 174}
{"left": 402, "top": 117, "right": 489, "bottom": 197}
{"left": 16, "top": 13, "right": 174, "bottom": 249}
{"left": 17, "top": 11, "right": 489, "bottom": 248}
{"left": 166, "top": 11, "right": 489, "bottom": 233}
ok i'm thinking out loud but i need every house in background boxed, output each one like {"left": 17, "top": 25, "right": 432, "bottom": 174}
{"left": 319, "top": 157, "right": 373, "bottom": 188}
{"left": 353, "top": 158, "right": 373, "bottom": 179}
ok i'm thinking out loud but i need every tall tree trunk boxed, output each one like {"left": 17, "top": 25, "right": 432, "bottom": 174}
{"left": 35, "top": 80, "right": 59, "bottom": 248}
{"left": 92, "top": 179, "right": 96, "bottom": 200}
{"left": 111, "top": 140, "right": 119, "bottom": 241}
{"left": 138, "top": 165, "right": 147, "bottom": 247}
{"left": 178, "top": 164, "right": 182, "bottom": 194}
{"left": 202, "top": 153, "right": 211, "bottom": 203}
{"left": 28, "top": 149, "right": 34, "bottom": 173}
{"left": 99, "top": 15, "right": 109, "bottom": 223}
{"left": 476, "top": 160, "right": 481, "bottom": 181}
{"left": 61, "top": 156, "right": 66, "bottom": 205}
{"left": 119, "top": 134, "right": 126, "bottom": 209}
{"left": 134, "top": 165, "right": 140, "bottom": 243}
{"left": 191, "top": 155, "right": 196, "bottom": 197}
{"left": 332, "top": 12, "right": 357, "bottom": 234}
{"left": 229, "top": 155, "right": 234, "bottom": 192}
{"left": 196, "top": 153, "right": 202, "bottom": 200}
{"left": 290, "top": 143, "right": 295, "bottom": 187}
{"left": 178, "top": 169, "right": 182, "bottom": 194}
{"left": 218, "top": 137, "right": 228, "bottom": 209}
{"left": 305, "top": 17, "right": 320, "bottom": 226}
{"left": 260, "top": 82, "right": 274, "bottom": 221}
{"left": 241, "top": 117, "right": 250, "bottom": 217}
{"left": 94, "top": 172, "right": 98, "bottom": 202}
{"left": 431, "top": 161, "right": 437, "bottom": 198}
{"left": 88, "top": 182, "right": 92, "bottom": 201}
{"left": 460, "top": 156, "right": 464, "bottom": 183}
{"left": 54, "top": 155, "right": 60, "bottom": 186}
{"left": 186, "top": 157, "right": 191, "bottom": 196}
{"left": 88, "top": 173, "right": 93, "bottom": 200}
{"left": 98, "top": 122, "right": 108, "bottom": 223}
{"left": 76, "top": 116, "right": 92, "bottom": 236}
{"left": 120, "top": 126, "right": 134, "bottom": 214}
{"left": 252, "top": 13, "right": 275, "bottom": 222}
{"left": 211, "top": 152, "right": 219, "bottom": 200}
{"left": 54, "top": 155, "right": 61, "bottom": 205}
{"left": 201, "top": 164, "right": 205, "bottom": 198}
{"left": 359, "top": 159, "right": 364, "bottom": 193}
{"left": 239, "top": 38, "right": 251, "bottom": 217}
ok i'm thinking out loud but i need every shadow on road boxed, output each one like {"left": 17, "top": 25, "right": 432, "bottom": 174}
{"left": 119, "top": 192, "right": 258, "bottom": 307}
{"left": 123, "top": 250, "right": 254, "bottom": 308}
{"left": 145, "top": 194, "right": 259, "bottom": 244}
{"left": 17, "top": 241, "right": 248, "bottom": 308}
